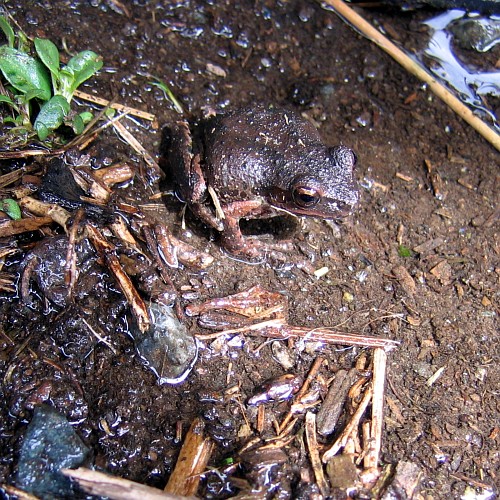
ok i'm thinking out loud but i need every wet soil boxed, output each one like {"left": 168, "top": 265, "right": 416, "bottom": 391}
{"left": 0, "top": 0, "right": 498, "bottom": 498}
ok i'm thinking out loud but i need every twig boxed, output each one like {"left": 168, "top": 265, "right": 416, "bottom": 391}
{"left": 266, "top": 325, "right": 399, "bottom": 351}
{"left": 365, "top": 348, "right": 387, "bottom": 471}
{"left": 321, "top": 0, "right": 500, "bottom": 152}
{"left": 278, "top": 357, "right": 324, "bottom": 434}
{"left": 0, "top": 484, "right": 40, "bottom": 500}
{"left": 74, "top": 90, "right": 157, "bottom": 122}
{"left": 86, "top": 224, "right": 150, "bottom": 332}
{"left": 305, "top": 412, "right": 329, "bottom": 496}
{"left": 61, "top": 468, "right": 191, "bottom": 500}
{"left": 322, "top": 383, "right": 373, "bottom": 462}
{"left": 19, "top": 196, "right": 71, "bottom": 231}
{"left": 164, "top": 418, "right": 214, "bottom": 496}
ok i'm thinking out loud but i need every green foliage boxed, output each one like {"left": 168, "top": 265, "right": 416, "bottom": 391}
{"left": 0, "top": 15, "right": 103, "bottom": 144}
{"left": 397, "top": 245, "right": 412, "bottom": 258}
{"left": 0, "top": 46, "right": 51, "bottom": 100}
{"left": 1, "top": 198, "right": 21, "bottom": 219}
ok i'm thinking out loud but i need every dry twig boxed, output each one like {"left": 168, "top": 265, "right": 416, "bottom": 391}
{"left": 323, "top": 383, "right": 373, "bottom": 462}
{"left": 164, "top": 418, "right": 214, "bottom": 496}
{"left": 86, "top": 224, "right": 150, "bottom": 332}
{"left": 365, "top": 348, "right": 387, "bottom": 471}
{"left": 305, "top": 412, "right": 329, "bottom": 496}
{"left": 61, "top": 468, "right": 192, "bottom": 500}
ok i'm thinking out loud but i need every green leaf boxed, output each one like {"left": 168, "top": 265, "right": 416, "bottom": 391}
{"left": 0, "top": 94, "right": 15, "bottom": 106}
{"left": 78, "top": 111, "right": 93, "bottom": 124}
{"left": 0, "top": 16, "right": 15, "bottom": 48}
{"left": 0, "top": 46, "right": 51, "bottom": 100}
{"left": 3, "top": 116, "right": 19, "bottom": 125}
{"left": 34, "top": 38, "right": 60, "bottom": 75}
{"left": 21, "top": 88, "right": 48, "bottom": 103}
{"left": 16, "top": 31, "right": 30, "bottom": 53}
{"left": 64, "top": 50, "right": 102, "bottom": 93}
{"left": 34, "top": 95, "right": 70, "bottom": 140}
{"left": 71, "top": 113, "right": 84, "bottom": 135}
{"left": 398, "top": 245, "right": 412, "bottom": 258}
{"left": 1, "top": 198, "right": 22, "bottom": 220}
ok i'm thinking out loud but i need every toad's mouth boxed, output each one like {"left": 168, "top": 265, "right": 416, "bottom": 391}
{"left": 269, "top": 199, "right": 355, "bottom": 219}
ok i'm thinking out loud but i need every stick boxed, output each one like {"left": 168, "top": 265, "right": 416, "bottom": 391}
{"left": 365, "top": 348, "right": 387, "bottom": 470}
{"left": 305, "top": 412, "right": 329, "bottom": 496}
{"left": 61, "top": 468, "right": 191, "bottom": 500}
{"left": 278, "top": 357, "right": 324, "bottom": 434}
{"left": 321, "top": 0, "right": 500, "bottom": 152}
{"left": 164, "top": 418, "right": 214, "bottom": 496}
{"left": 74, "top": 90, "right": 157, "bottom": 122}
{"left": 322, "top": 384, "right": 373, "bottom": 462}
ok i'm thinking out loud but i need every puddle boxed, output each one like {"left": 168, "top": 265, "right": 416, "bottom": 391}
{"left": 421, "top": 9, "right": 500, "bottom": 129}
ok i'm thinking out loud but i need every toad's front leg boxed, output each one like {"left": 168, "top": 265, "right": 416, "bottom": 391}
{"left": 169, "top": 121, "right": 223, "bottom": 232}
{"left": 219, "top": 200, "right": 293, "bottom": 260}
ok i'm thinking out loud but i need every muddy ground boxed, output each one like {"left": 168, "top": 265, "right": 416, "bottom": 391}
{"left": 0, "top": 0, "right": 498, "bottom": 498}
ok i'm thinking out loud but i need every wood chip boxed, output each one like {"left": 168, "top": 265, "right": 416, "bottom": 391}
{"left": 424, "top": 159, "right": 446, "bottom": 201}
{"left": 206, "top": 63, "right": 227, "bottom": 77}
{"left": 322, "top": 384, "right": 373, "bottom": 462}
{"left": 0, "top": 216, "right": 53, "bottom": 237}
{"left": 413, "top": 237, "right": 444, "bottom": 254}
{"left": 429, "top": 260, "right": 452, "bottom": 285}
{"left": 61, "top": 467, "right": 190, "bottom": 500}
{"left": 392, "top": 265, "right": 416, "bottom": 296}
{"left": 317, "top": 368, "right": 359, "bottom": 436}
{"left": 164, "top": 418, "right": 214, "bottom": 496}
{"left": 395, "top": 172, "right": 413, "bottom": 182}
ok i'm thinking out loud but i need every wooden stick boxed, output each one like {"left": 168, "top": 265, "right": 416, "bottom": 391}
{"left": 322, "top": 384, "right": 373, "bottom": 462}
{"left": 365, "top": 348, "right": 387, "bottom": 470}
{"left": 74, "top": 90, "right": 157, "bottom": 122}
{"left": 278, "top": 357, "right": 324, "bottom": 434}
{"left": 305, "top": 412, "right": 329, "bottom": 496}
{"left": 86, "top": 224, "right": 150, "bottom": 332}
{"left": 164, "top": 418, "right": 214, "bottom": 496}
{"left": 61, "top": 468, "right": 191, "bottom": 500}
{"left": 322, "top": 0, "right": 500, "bottom": 152}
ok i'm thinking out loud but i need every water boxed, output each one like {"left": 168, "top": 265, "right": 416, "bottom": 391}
{"left": 422, "top": 10, "right": 500, "bottom": 130}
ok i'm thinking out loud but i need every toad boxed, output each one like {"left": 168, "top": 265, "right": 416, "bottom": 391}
{"left": 165, "top": 107, "right": 359, "bottom": 259}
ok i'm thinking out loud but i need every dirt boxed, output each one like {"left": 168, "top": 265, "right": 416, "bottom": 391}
{"left": 0, "top": 0, "right": 498, "bottom": 498}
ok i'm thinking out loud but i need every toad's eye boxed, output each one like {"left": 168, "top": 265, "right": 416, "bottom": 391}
{"left": 292, "top": 186, "right": 320, "bottom": 208}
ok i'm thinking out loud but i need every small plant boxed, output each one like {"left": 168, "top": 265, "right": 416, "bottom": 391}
{"left": 0, "top": 15, "right": 103, "bottom": 144}
{"left": 397, "top": 244, "right": 412, "bottom": 258}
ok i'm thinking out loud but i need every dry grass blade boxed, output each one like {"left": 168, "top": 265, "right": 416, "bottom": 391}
{"left": 112, "top": 120, "right": 160, "bottom": 173}
{"left": 74, "top": 90, "right": 157, "bottom": 122}
{"left": 321, "top": 0, "right": 500, "bottom": 152}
